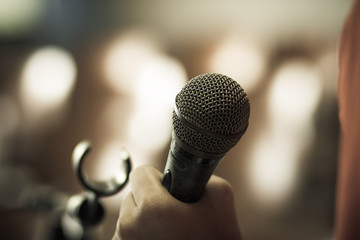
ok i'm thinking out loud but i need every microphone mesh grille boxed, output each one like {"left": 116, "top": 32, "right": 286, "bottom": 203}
{"left": 173, "top": 73, "right": 250, "bottom": 154}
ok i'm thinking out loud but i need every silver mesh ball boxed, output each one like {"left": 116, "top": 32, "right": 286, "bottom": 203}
{"left": 173, "top": 73, "right": 250, "bottom": 154}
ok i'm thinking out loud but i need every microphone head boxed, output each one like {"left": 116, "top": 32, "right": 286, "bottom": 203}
{"left": 173, "top": 73, "right": 250, "bottom": 154}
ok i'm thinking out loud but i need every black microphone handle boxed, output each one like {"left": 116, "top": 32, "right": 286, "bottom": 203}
{"left": 162, "top": 134, "right": 224, "bottom": 203}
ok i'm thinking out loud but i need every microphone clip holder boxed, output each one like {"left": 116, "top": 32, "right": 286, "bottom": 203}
{"left": 60, "top": 140, "right": 131, "bottom": 239}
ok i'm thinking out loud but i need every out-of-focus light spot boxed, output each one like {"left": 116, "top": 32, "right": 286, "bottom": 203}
{"left": 136, "top": 56, "right": 186, "bottom": 112}
{"left": 128, "top": 55, "right": 187, "bottom": 153}
{"left": 20, "top": 46, "right": 77, "bottom": 128}
{"left": 208, "top": 34, "right": 267, "bottom": 93}
{"left": 267, "top": 59, "right": 322, "bottom": 127}
{"left": 103, "top": 30, "right": 162, "bottom": 95}
{"left": 21, "top": 46, "right": 77, "bottom": 106}
{"left": 248, "top": 59, "right": 323, "bottom": 207}
{"left": 0, "top": 0, "right": 45, "bottom": 37}
{"left": 248, "top": 132, "right": 299, "bottom": 206}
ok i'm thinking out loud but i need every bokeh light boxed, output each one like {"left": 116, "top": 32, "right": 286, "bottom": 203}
{"left": 268, "top": 59, "right": 323, "bottom": 128}
{"left": 103, "top": 30, "right": 162, "bottom": 95}
{"left": 207, "top": 34, "right": 267, "bottom": 93}
{"left": 19, "top": 45, "right": 77, "bottom": 130}
{"left": 128, "top": 55, "right": 187, "bottom": 155}
{"left": 248, "top": 59, "right": 323, "bottom": 207}
{"left": 249, "top": 131, "right": 299, "bottom": 206}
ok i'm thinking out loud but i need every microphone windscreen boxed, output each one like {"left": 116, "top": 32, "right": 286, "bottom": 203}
{"left": 173, "top": 73, "right": 250, "bottom": 154}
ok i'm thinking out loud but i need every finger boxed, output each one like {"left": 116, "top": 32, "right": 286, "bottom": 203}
{"left": 115, "top": 192, "right": 137, "bottom": 240}
{"left": 204, "top": 175, "right": 241, "bottom": 238}
{"left": 129, "top": 166, "right": 165, "bottom": 206}
{"left": 201, "top": 175, "right": 235, "bottom": 205}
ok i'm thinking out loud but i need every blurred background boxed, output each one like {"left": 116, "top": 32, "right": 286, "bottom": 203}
{"left": 0, "top": 0, "right": 354, "bottom": 239}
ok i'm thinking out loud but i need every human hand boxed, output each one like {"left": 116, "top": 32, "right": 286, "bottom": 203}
{"left": 113, "top": 166, "right": 242, "bottom": 240}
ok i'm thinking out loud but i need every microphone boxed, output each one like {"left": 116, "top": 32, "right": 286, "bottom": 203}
{"left": 162, "top": 73, "right": 250, "bottom": 202}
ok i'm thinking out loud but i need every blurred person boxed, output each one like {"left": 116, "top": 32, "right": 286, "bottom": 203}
{"left": 112, "top": 1, "right": 360, "bottom": 239}
{"left": 336, "top": 0, "right": 360, "bottom": 239}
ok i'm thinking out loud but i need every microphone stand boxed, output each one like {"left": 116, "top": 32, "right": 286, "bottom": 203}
{"left": 49, "top": 141, "right": 131, "bottom": 240}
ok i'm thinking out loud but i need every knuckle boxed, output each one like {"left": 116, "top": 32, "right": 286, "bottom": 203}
{"left": 215, "top": 177, "right": 235, "bottom": 202}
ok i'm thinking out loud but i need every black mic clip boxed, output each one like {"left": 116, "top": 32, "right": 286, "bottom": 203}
{"left": 61, "top": 141, "right": 131, "bottom": 239}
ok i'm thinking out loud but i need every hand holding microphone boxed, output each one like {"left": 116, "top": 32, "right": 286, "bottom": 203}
{"left": 114, "top": 166, "right": 242, "bottom": 240}
{"left": 115, "top": 73, "right": 249, "bottom": 239}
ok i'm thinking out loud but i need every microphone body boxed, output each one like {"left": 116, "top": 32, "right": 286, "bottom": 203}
{"left": 163, "top": 134, "right": 224, "bottom": 202}
{"left": 162, "top": 73, "right": 250, "bottom": 202}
